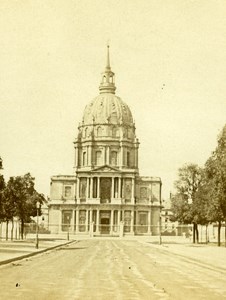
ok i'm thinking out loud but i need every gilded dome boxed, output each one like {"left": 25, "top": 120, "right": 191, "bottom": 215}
{"left": 82, "top": 94, "right": 133, "bottom": 126}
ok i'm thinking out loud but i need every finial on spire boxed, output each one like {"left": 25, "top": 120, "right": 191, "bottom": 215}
{"left": 106, "top": 44, "right": 110, "bottom": 70}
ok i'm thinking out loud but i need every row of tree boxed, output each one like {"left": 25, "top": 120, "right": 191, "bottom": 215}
{"left": 171, "top": 125, "right": 226, "bottom": 246}
{"left": 0, "top": 172, "right": 45, "bottom": 240}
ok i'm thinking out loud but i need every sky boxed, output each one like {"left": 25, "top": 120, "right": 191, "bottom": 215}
{"left": 0, "top": 0, "right": 226, "bottom": 199}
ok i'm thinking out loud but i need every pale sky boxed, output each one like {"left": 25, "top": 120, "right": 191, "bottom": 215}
{"left": 0, "top": 0, "right": 226, "bottom": 199}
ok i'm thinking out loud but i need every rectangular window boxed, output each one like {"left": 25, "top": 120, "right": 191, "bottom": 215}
{"left": 83, "top": 152, "right": 86, "bottom": 166}
{"left": 140, "top": 187, "right": 147, "bottom": 199}
{"left": 95, "top": 151, "right": 102, "bottom": 165}
{"left": 111, "top": 151, "right": 118, "bottom": 166}
{"left": 127, "top": 151, "right": 130, "bottom": 167}
{"left": 64, "top": 186, "right": 72, "bottom": 197}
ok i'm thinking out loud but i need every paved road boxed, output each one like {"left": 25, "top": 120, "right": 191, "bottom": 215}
{"left": 0, "top": 239, "right": 225, "bottom": 300}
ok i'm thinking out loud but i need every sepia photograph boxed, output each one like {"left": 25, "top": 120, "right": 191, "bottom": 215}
{"left": 0, "top": 1, "right": 226, "bottom": 299}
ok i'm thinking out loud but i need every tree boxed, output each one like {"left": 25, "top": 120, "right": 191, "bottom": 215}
{"left": 205, "top": 125, "right": 226, "bottom": 246}
{"left": 172, "top": 164, "right": 204, "bottom": 243}
{"left": 2, "top": 184, "right": 16, "bottom": 240}
{"left": 0, "top": 175, "right": 6, "bottom": 239}
{"left": 4, "top": 173, "right": 45, "bottom": 239}
{"left": 0, "top": 175, "right": 5, "bottom": 220}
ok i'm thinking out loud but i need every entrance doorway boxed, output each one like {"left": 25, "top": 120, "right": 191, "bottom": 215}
{"left": 100, "top": 218, "right": 110, "bottom": 234}
{"left": 100, "top": 211, "right": 111, "bottom": 234}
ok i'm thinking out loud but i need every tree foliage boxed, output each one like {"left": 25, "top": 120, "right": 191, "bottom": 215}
{"left": 171, "top": 124, "right": 226, "bottom": 246}
{"left": 0, "top": 175, "right": 6, "bottom": 221}
{"left": 1, "top": 173, "right": 45, "bottom": 239}
{"left": 204, "top": 125, "right": 226, "bottom": 246}
{"left": 171, "top": 164, "right": 205, "bottom": 243}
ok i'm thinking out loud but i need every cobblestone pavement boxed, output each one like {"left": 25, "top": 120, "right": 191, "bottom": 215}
{"left": 0, "top": 239, "right": 226, "bottom": 300}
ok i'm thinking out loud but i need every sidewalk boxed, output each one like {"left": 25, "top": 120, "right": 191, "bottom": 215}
{"left": 143, "top": 240, "right": 226, "bottom": 271}
{"left": 0, "top": 238, "right": 75, "bottom": 266}
{"left": 1, "top": 236, "right": 225, "bottom": 271}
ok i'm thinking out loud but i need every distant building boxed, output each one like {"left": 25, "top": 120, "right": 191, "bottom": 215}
{"left": 161, "top": 198, "right": 178, "bottom": 235}
{"left": 47, "top": 47, "right": 162, "bottom": 236}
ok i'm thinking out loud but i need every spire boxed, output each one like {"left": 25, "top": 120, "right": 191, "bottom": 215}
{"left": 106, "top": 45, "right": 110, "bottom": 70}
{"left": 99, "top": 45, "right": 116, "bottom": 94}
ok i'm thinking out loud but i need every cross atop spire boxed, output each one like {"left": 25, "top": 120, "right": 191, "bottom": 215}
{"left": 99, "top": 45, "right": 116, "bottom": 94}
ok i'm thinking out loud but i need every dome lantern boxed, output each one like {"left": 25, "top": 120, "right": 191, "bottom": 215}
{"left": 99, "top": 45, "right": 116, "bottom": 94}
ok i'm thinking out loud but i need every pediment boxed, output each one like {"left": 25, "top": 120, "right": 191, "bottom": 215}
{"left": 92, "top": 165, "right": 119, "bottom": 172}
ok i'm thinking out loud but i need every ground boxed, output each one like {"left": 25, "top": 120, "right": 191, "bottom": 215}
{"left": 0, "top": 239, "right": 226, "bottom": 300}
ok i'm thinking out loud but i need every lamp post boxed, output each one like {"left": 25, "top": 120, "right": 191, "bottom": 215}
{"left": 35, "top": 201, "right": 40, "bottom": 249}
{"left": 159, "top": 210, "right": 162, "bottom": 245}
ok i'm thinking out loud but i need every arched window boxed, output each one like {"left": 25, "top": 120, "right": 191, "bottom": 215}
{"left": 95, "top": 151, "right": 102, "bottom": 165}
{"left": 97, "top": 126, "right": 102, "bottom": 137}
{"left": 111, "top": 151, "right": 118, "bottom": 166}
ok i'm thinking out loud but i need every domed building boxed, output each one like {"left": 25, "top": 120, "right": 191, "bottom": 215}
{"left": 48, "top": 47, "right": 162, "bottom": 236}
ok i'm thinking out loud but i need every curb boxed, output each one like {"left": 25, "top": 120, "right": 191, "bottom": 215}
{"left": 0, "top": 240, "right": 77, "bottom": 266}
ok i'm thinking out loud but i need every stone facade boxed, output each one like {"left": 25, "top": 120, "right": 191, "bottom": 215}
{"left": 48, "top": 47, "right": 162, "bottom": 236}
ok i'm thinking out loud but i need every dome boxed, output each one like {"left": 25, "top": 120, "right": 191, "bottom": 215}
{"left": 82, "top": 94, "right": 134, "bottom": 126}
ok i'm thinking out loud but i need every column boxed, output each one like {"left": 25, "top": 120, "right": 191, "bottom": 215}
{"left": 89, "top": 146, "right": 92, "bottom": 165}
{"left": 121, "top": 178, "right": 124, "bottom": 201}
{"left": 107, "top": 146, "right": 110, "bottom": 165}
{"left": 96, "top": 209, "right": 100, "bottom": 234}
{"left": 86, "top": 210, "right": 89, "bottom": 233}
{"left": 76, "top": 177, "right": 80, "bottom": 204}
{"left": 120, "top": 146, "right": 123, "bottom": 167}
{"left": 72, "top": 210, "right": 75, "bottom": 233}
{"left": 111, "top": 177, "right": 114, "bottom": 199}
{"left": 131, "top": 178, "right": 135, "bottom": 204}
{"left": 86, "top": 146, "right": 89, "bottom": 165}
{"left": 134, "top": 211, "right": 137, "bottom": 234}
{"left": 74, "top": 180, "right": 76, "bottom": 202}
{"left": 86, "top": 177, "right": 89, "bottom": 199}
{"left": 134, "top": 147, "right": 137, "bottom": 168}
{"left": 75, "top": 210, "right": 79, "bottom": 233}
{"left": 104, "top": 146, "right": 107, "bottom": 165}
{"left": 131, "top": 210, "right": 134, "bottom": 234}
{"left": 136, "top": 147, "right": 138, "bottom": 168}
{"left": 75, "top": 147, "right": 79, "bottom": 167}
{"left": 90, "top": 177, "right": 93, "bottom": 198}
{"left": 110, "top": 209, "right": 114, "bottom": 234}
{"left": 58, "top": 210, "right": 62, "bottom": 233}
{"left": 148, "top": 211, "right": 151, "bottom": 234}
{"left": 117, "top": 210, "right": 121, "bottom": 233}
{"left": 90, "top": 209, "right": 94, "bottom": 237}
{"left": 118, "top": 177, "right": 121, "bottom": 198}
{"left": 97, "top": 177, "right": 100, "bottom": 198}
{"left": 90, "top": 209, "right": 93, "bottom": 224}
{"left": 122, "top": 209, "right": 124, "bottom": 222}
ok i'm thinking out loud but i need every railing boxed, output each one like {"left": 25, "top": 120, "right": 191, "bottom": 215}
{"left": 1, "top": 222, "right": 225, "bottom": 245}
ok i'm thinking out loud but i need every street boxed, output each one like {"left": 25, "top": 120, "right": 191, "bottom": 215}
{"left": 0, "top": 239, "right": 226, "bottom": 300}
